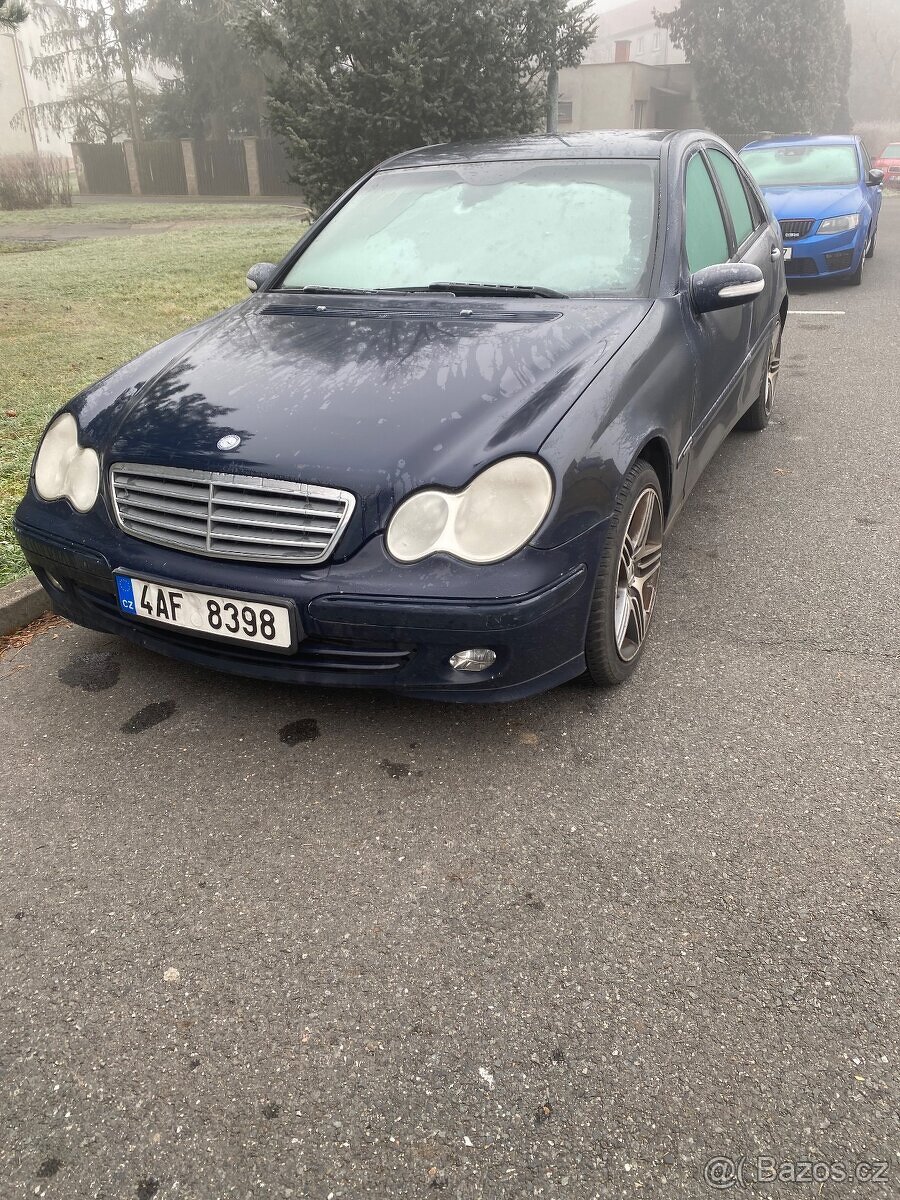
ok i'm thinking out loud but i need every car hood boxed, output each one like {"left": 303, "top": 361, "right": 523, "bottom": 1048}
{"left": 94, "top": 293, "right": 651, "bottom": 516}
{"left": 760, "top": 185, "right": 863, "bottom": 221}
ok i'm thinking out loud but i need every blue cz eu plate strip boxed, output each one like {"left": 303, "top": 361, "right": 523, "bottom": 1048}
{"left": 116, "top": 574, "right": 137, "bottom": 614}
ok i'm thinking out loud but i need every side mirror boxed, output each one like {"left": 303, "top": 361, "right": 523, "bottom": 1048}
{"left": 691, "top": 263, "right": 765, "bottom": 315}
{"left": 246, "top": 262, "right": 277, "bottom": 292}
{"left": 867, "top": 168, "right": 884, "bottom": 187}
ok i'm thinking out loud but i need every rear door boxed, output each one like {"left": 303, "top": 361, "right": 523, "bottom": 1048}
{"left": 707, "top": 146, "right": 782, "bottom": 407}
{"left": 681, "top": 149, "right": 752, "bottom": 493}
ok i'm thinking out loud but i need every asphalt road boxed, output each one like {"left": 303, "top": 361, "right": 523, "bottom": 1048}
{"left": 2, "top": 206, "right": 898, "bottom": 1200}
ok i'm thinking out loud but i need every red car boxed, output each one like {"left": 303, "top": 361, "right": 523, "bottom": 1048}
{"left": 873, "top": 142, "right": 900, "bottom": 187}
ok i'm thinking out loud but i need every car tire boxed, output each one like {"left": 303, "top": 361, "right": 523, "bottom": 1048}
{"left": 865, "top": 226, "right": 877, "bottom": 259}
{"left": 849, "top": 242, "right": 867, "bottom": 286}
{"left": 737, "top": 322, "right": 782, "bottom": 432}
{"left": 584, "top": 459, "right": 663, "bottom": 687}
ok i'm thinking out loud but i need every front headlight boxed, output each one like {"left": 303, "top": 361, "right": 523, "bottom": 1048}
{"left": 33, "top": 413, "right": 100, "bottom": 512}
{"left": 386, "top": 457, "right": 553, "bottom": 564}
{"left": 817, "top": 213, "right": 860, "bottom": 235}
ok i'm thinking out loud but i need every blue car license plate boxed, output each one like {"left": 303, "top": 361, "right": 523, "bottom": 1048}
{"left": 114, "top": 574, "right": 295, "bottom": 650}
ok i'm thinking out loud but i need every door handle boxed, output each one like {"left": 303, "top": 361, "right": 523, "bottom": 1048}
{"left": 771, "top": 245, "right": 783, "bottom": 261}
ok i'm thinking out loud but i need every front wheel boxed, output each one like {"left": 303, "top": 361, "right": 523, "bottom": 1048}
{"left": 848, "top": 239, "right": 867, "bottom": 286}
{"left": 584, "top": 460, "right": 664, "bottom": 687}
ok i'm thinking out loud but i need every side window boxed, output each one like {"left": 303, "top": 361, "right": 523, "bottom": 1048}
{"left": 742, "top": 173, "right": 768, "bottom": 227}
{"left": 684, "top": 153, "right": 729, "bottom": 272}
{"left": 708, "top": 148, "right": 756, "bottom": 246}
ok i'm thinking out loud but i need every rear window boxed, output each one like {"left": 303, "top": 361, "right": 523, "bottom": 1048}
{"left": 708, "top": 148, "right": 756, "bottom": 245}
{"left": 740, "top": 144, "right": 860, "bottom": 187}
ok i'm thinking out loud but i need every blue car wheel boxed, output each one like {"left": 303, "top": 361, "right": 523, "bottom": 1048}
{"left": 849, "top": 232, "right": 869, "bottom": 286}
{"left": 865, "top": 223, "right": 877, "bottom": 260}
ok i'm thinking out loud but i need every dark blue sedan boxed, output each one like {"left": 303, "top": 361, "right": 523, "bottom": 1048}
{"left": 15, "top": 130, "right": 787, "bottom": 702}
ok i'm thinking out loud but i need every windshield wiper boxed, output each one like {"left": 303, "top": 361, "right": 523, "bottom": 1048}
{"left": 425, "top": 281, "right": 568, "bottom": 299}
{"left": 294, "top": 284, "right": 376, "bottom": 295}
{"left": 286, "top": 282, "right": 568, "bottom": 299}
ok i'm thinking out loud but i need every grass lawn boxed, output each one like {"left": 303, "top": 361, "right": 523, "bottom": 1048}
{"left": 0, "top": 216, "right": 305, "bottom": 585}
{"left": 0, "top": 201, "right": 308, "bottom": 227}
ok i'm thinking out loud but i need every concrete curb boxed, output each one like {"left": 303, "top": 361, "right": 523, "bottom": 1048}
{"left": 0, "top": 574, "right": 50, "bottom": 637}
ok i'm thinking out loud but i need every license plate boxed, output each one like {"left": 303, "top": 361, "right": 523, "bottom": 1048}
{"left": 783, "top": 247, "right": 792, "bottom": 260}
{"left": 114, "top": 574, "right": 295, "bottom": 650}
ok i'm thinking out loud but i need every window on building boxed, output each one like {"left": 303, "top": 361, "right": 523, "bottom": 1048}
{"left": 557, "top": 100, "right": 574, "bottom": 124}
{"left": 635, "top": 35, "right": 645, "bottom": 54}
{"left": 684, "top": 154, "right": 730, "bottom": 272}
{"left": 652, "top": 30, "right": 661, "bottom": 51}
{"left": 633, "top": 100, "right": 646, "bottom": 130}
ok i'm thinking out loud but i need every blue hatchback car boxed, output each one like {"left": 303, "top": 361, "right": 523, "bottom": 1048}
{"left": 740, "top": 134, "right": 883, "bottom": 285}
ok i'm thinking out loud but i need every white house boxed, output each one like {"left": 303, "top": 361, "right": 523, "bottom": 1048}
{"left": 584, "top": 0, "right": 686, "bottom": 68}
{"left": 556, "top": 0, "right": 696, "bottom": 134}
{"left": 1, "top": 0, "right": 77, "bottom": 156}
{"left": 1, "top": 0, "right": 170, "bottom": 160}
{"left": 1, "top": 28, "right": 40, "bottom": 154}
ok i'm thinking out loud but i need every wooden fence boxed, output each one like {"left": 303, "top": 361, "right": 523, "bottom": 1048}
{"left": 135, "top": 140, "right": 188, "bottom": 195}
{"left": 75, "top": 143, "right": 130, "bottom": 194}
{"left": 72, "top": 138, "right": 302, "bottom": 199}
{"left": 195, "top": 139, "right": 248, "bottom": 195}
{"left": 257, "top": 138, "right": 303, "bottom": 197}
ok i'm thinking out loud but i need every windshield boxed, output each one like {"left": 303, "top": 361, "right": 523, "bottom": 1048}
{"left": 740, "top": 145, "right": 860, "bottom": 187}
{"left": 280, "top": 159, "right": 659, "bottom": 298}
{"left": 882, "top": 144, "right": 900, "bottom": 158}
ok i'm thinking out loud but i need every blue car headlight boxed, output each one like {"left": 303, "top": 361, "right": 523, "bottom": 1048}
{"left": 386, "top": 457, "right": 553, "bottom": 565}
{"left": 33, "top": 413, "right": 101, "bottom": 512}
{"left": 817, "top": 213, "right": 860, "bottom": 235}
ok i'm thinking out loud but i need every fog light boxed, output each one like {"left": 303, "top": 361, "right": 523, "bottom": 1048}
{"left": 449, "top": 648, "right": 497, "bottom": 672}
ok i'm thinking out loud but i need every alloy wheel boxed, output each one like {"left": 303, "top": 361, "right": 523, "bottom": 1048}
{"left": 614, "top": 487, "right": 663, "bottom": 662}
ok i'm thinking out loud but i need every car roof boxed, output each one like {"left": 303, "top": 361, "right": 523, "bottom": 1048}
{"left": 380, "top": 129, "right": 687, "bottom": 169}
{"left": 742, "top": 134, "right": 859, "bottom": 151}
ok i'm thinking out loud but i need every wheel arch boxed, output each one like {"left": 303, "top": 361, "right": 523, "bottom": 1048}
{"left": 634, "top": 435, "right": 674, "bottom": 519}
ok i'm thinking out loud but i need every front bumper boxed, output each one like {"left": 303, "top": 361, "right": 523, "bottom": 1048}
{"left": 14, "top": 493, "right": 600, "bottom": 703}
{"left": 783, "top": 226, "right": 866, "bottom": 280}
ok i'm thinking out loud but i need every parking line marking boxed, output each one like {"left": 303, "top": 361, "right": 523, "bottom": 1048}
{"left": 791, "top": 310, "right": 846, "bottom": 316}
